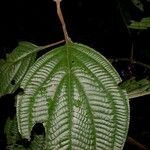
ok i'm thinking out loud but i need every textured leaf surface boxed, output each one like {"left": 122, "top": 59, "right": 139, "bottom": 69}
{"left": 17, "top": 43, "right": 129, "bottom": 150}
{"left": 0, "top": 42, "right": 38, "bottom": 97}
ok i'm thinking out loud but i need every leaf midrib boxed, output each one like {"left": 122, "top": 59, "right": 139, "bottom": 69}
{"left": 65, "top": 44, "right": 73, "bottom": 149}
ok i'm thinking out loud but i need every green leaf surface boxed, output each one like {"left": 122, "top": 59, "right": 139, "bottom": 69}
{"left": 17, "top": 43, "right": 130, "bottom": 150}
{"left": 0, "top": 42, "right": 38, "bottom": 97}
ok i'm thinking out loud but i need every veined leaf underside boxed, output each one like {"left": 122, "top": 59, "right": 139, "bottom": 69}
{"left": 17, "top": 43, "right": 129, "bottom": 150}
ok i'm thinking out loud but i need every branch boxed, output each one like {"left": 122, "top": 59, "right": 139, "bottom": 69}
{"left": 127, "top": 136, "right": 148, "bottom": 150}
{"left": 110, "top": 58, "right": 150, "bottom": 70}
{"left": 130, "top": 43, "right": 134, "bottom": 62}
{"left": 40, "top": 39, "right": 65, "bottom": 49}
{"left": 53, "top": 0, "right": 72, "bottom": 43}
{"left": 111, "top": 58, "right": 150, "bottom": 99}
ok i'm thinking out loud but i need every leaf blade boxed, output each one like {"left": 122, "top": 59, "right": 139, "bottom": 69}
{"left": 17, "top": 43, "right": 129, "bottom": 150}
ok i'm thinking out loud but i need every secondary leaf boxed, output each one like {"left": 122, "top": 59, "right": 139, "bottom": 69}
{"left": 130, "top": 0, "right": 144, "bottom": 11}
{"left": 4, "top": 117, "right": 24, "bottom": 149}
{"left": 120, "top": 77, "right": 150, "bottom": 99}
{"left": 5, "top": 116, "right": 45, "bottom": 149}
{"left": 17, "top": 43, "right": 129, "bottom": 150}
{"left": 128, "top": 17, "right": 150, "bottom": 30}
{"left": 0, "top": 42, "right": 38, "bottom": 97}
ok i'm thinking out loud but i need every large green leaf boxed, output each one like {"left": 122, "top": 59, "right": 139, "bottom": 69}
{"left": 0, "top": 42, "right": 38, "bottom": 97}
{"left": 17, "top": 43, "right": 129, "bottom": 150}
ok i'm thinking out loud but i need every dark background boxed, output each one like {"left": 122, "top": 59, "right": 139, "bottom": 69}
{"left": 0, "top": 0, "right": 136, "bottom": 57}
{"left": 0, "top": 0, "right": 150, "bottom": 149}
{"left": 0, "top": 0, "right": 150, "bottom": 58}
